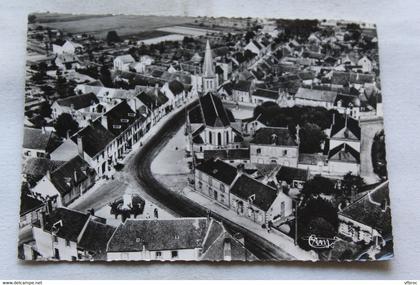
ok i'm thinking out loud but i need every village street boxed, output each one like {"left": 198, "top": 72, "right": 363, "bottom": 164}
{"left": 360, "top": 117, "right": 384, "bottom": 184}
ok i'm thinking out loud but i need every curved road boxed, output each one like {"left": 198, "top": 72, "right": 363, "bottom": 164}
{"left": 125, "top": 101, "right": 294, "bottom": 260}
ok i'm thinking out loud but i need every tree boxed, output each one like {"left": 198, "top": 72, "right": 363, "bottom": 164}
{"left": 301, "top": 175, "right": 335, "bottom": 198}
{"left": 244, "top": 30, "right": 255, "bottom": 43}
{"left": 28, "top": 14, "right": 36, "bottom": 24}
{"left": 106, "top": 30, "right": 121, "bottom": 43}
{"left": 341, "top": 172, "right": 365, "bottom": 197}
{"left": 372, "top": 130, "right": 388, "bottom": 179}
{"left": 100, "top": 66, "right": 113, "bottom": 88}
{"left": 38, "top": 102, "right": 52, "bottom": 118}
{"left": 54, "top": 113, "right": 79, "bottom": 138}
{"left": 297, "top": 197, "right": 339, "bottom": 251}
{"left": 299, "top": 122, "right": 326, "bottom": 153}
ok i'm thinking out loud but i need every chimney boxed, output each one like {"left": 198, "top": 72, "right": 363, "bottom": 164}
{"left": 101, "top": 114, "right": 108, "bottom": 129}
{"left": 73, "top": 170, "right": 78, "bottom": 183}
{"left": 41, "top": 126, "right": 46, "bottom": 134}
{"left": 332, "top": 113, "right": 336, "bottom": 125}
{"left": 154, "top": 83, "right": 159, "bottom": 96}
{"left": 39, "top": 211, "right": 46, "bottom": 230}
{"left": 46, "top": 169, "right": 51, "bottom": 180}
{"left": 77, "top": 136, "right": 84, "bottom": 158}
{"left": 66, "top": 129, "right": 71, "bottom": 140}
{"left": 223, "top": 238, "right": 232, "bottom": 261}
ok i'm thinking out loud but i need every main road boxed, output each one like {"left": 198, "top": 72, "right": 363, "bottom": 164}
{"left": 124, "top": 100, "right": 295, "bottom": 260}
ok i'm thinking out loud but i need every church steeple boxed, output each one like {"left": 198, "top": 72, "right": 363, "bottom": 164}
{"left": 202, "top": 40, "right": 215, "bottom": 77}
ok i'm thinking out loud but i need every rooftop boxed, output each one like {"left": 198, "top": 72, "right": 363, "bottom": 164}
{"left": 251, "top": 127, "right": 297, "bottom": 147}
{"left": 195, "top": 158, "right": 238, "bottom": 185}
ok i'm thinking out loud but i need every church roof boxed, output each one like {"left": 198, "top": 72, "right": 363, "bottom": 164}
{"left": 202, "top": 40, "right": 215, "bottom": 77}
{"left": 198, "top": 93, "right": 233, "bottom": 127}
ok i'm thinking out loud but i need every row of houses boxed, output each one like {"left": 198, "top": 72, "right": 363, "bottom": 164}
{"left": 26, "top": 205, "right": 257, "bottom": 261}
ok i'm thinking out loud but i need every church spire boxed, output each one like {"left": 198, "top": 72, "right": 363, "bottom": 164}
{"left": 202, "top": 40, "right": 215, "bottom": 77}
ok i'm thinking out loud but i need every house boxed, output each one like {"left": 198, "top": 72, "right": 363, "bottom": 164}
{"left": 55, "top": 53, "right": 81, "bottom": 70}
{"left": 129, "top": 55, "right": 154, "bottom": 73}
{"left": 187, "top": 93, "right": 243, "bottom": 157}
{"left": 32, "top": 207, "right": 114, "bottom": 261}
{"left": 194, "top": 158, "right": 239, "bottom": 207}
{"left": 334, "top": 93, "right": 361, "bottom": 119}
{"left": 250, "top": 127, "right": 299, "bottom": 166}
{"left": 251, "top": 88, "right": 279, "bottom": 105}
{"left": 275, "top": 166, "right": 310, "bottom": 190}
{"left": 326, "top": 115, "right": 361, "bottom": 176}
{"left": 230, "top": 175, "right": 293, "bottom": 225}
{"left": 22, "top": 127, "right": 58, "bottom": 159}
{"left": 19, "top": 192, "right": 45, "bottom": 228}
{"left": 70, "top": 120, "right": 116, "bottom": 177}
{"left": 51, "top": 93, "right": 102, "bottom": 125}
{"left": 242, "top": 114, "right": 268, "bottom": 136}
{"left": 244, "top": 40, "right": 266, "bottom": 57}
{"left": 294, "top": 87, "right": 337, "bottom": 109}
{"left": 113, "top": 54, "right": 136, "bottom": 72}
{"left": 52, "top": 40, "right": 83, "bottom": 55}
{"left": 231, "top": 80, "right": 252, "bottom": 103}
{"left": 203, "top": 148, "right": 250, "bottom": 165}
{"left": 106, "top": 218, "right": 256, "bottom": 261}
{"left": 22, "top": 157, "right": 65, "bottom": 185}
{"left": 135, "top": 85, "right": 169, "bottom": 125}
{"left": 357, "top": 56, "right": 373, "bottom": 73}
{"left": 297, "top": 153, "right": 328, "bottom": 175}
{"left": 161, "top": 80, "right": 192, "bottom": 108}
{"left": 338, "top": 181, "right": 392, "bottom": 247}
{"left": 32, "top": 155, "right": 96, "bottom": 206}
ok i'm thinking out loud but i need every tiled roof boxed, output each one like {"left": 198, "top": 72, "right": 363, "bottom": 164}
{"left": 196, "top": 158, "right": 238, "bottom": 185}
{"left": 276, "top": 166, "right": 309, "bottom": 184}
{"left": 20, "top": 193, "right": 44, "bottom": 216}
{"left": 107, "top": 218, "right": 209, "bottom": 252}
{"left": 200, "top": 220, "right": 258, "bottom": 261}
{"left": 203, "top": 148, "right": 250, "bottom": 161}
{"left": 72, "top": 121, "right": 115, "bottom": 158}
{"left": 328, "top": 143, "right": 360, "bottom": 163}
{"left": 115, "top": 54, "right": 135, "bottom": 64}
{"left": 168, "top": 80, "right": 185, "bottom": 95}
{"left": 230, "top": 175, "right": 278, "bottom": 211}
{"left": 251, "top": 127, "right": 297, "bottom": 147}
{"left": 198, "top": 93, "right": 232, "bottom": 127}
{"left": 231, "top": 80, "right": 251, "bottom": 92}
{"left": 340, "top": 181, "right": 392, "bottom": 235}
{"left": 55, "top": 93, "right": 99, "bottom": 110}
{"left": 137, "top": 87, "right": 169, "bottom": 110}
{"left": 35, "top": 207, "right": 90, "bottom": 242}
{"left": 23, "top": 127, "right": 52, "bottom": 151}
{"left": 78, "top": 220, "right": 116, "bottom": 258}
{"left": 252, "top": 88, "right": 279, "bottom": 100}
{"left": 330, "top": 115, "right": 361, "bottom": 140}
{"left": 103, "top": 101, "right": 139, "bottom": 136}
{"left": 295, "top": 87, "right": 337, "bottom": 103}
{"left": 49, "top": 155, "right": 94, "bottom": 196}
{"left": 22, "top": 158, "right": 65, "bottom": 181}
{"left": 334, "top": 93, "right": 360, "bottom": 108}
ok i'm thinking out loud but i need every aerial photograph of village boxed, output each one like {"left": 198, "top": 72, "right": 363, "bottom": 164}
{"left": 18, "top": 13, "right": 392, "bottom": 262}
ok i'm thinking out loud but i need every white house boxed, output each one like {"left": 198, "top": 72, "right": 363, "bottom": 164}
{"left": 113, "top": 54, "right": 136, "bottom": 72}
{"left": 52, "top": 40, "right": 83, "bottom": 55}
{"left": 357, "top": 56, "right": 373, "bottom": 73}
{"left": 194, "top": 158, "right": 239, "bottom": 207}
{"left": 250, "top": 127, "right": 299, "bottom": 166}
{"left": 106, "top": 218, "right": 256, "bottom": 261}
{"left": 230, "top": 174, "right": 293, "bottom": 225}
{"left": 338, "top": 181, "right": 391, "bottom": 246}
{"left": 294, "top": 87, "right": 338, "bottom": 109}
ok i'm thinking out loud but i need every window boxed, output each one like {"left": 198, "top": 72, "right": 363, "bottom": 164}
{"left": 220, "top": 184, "right": 225, "bottom": 193}
{"left": 256, "top": 148, "right": 261, "bottom": 154}
{"left": 53, "top": 236, "right": 58, "bottom": 243}
{"left": 65, "top": 239, "right": 70, "bottom": 247}
{"left": 71, "top": 256, "right": 77, "bottom": 261}
{"left": 155, "top": 251, "right": 162, "bottom": 259}
{"left": 171, "top": 251, "right": 178, "bottom": 258}
{"left": 209, "top": 132, "right": 212, "bottom": 144}
{"left": 208, "top": 177, "right": 213, "bottom": 186}
{"left": 283, "top": 150, "right": 287, "bottom": 156}
{"left": 121, "top": 118, "right": 129, "bottom": 123}
{"left": 113, "top": 124, "right": 122, "bottom": 129}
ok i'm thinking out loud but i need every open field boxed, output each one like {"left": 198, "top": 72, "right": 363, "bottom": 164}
{"left": 33, "top": 14, "right": 195, "bottom": 39}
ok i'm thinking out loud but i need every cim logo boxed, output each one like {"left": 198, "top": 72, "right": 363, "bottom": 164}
{"left": 304, "top": 235, "right": 339, "bottom": 249}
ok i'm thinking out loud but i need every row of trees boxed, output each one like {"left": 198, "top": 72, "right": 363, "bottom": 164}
{"left": 253, "top": 102, "right": 336, "bottom": 153}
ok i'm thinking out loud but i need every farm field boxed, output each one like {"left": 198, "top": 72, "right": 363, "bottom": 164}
{"left": 34, "top": 14, "right": 195, "bottom": 39}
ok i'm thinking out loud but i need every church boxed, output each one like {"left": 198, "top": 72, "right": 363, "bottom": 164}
{"left": 191, "top": 40, "right": 219, "bottom": 94}
{"left": 186, "top": 93, "right": 243, "bottom": 158}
